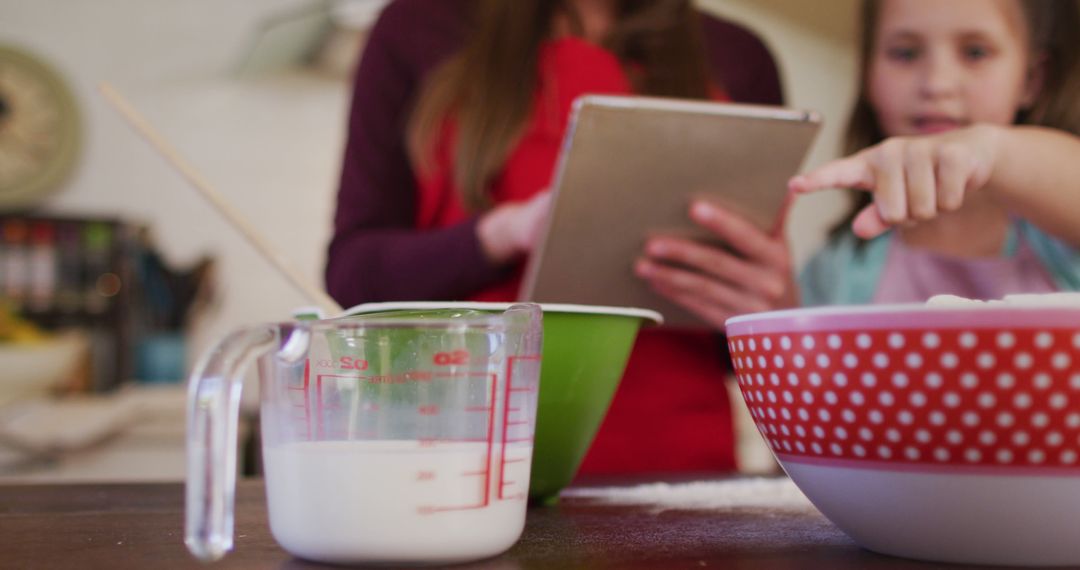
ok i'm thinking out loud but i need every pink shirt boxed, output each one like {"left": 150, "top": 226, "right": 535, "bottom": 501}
{"left": 872, "top": 233, "right": 1058, "bottom": 304}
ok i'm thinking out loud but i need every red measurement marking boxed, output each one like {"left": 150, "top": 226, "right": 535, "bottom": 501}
{"left": 464, "top": 406, "right": 491, "bottom": 413}
{"left": 461, "top": 470, "right": 487, "bottom": 477}
{"left": 337, "top": 356, "right": 369, "bottom": 370}
{"left": 418, "top": 438, "right": 437, "bottom": 447}
{"left": 417, "top": 405, "right": 439, "bottom": 416}
{"left": 497, "top": 355, "right": 540, "bottom": 499}
{"left": 434, "top": 372, "right": 463, "bottom": 379}
{"left": 416, "top": 470, "right": 435, "bottom": 481}
{"left": 503, "top": 457, "right": 527, "bottom": 464}
{"left": 433, "top": 350, "right": 470, "bottom": 365}
{"left": 482, "top": 372, "right": 497, "bottom": 508}
{"left": 318, "top": 373, "right": 365, "bottom": 380}
{"left": 506, "top": 420, "right": 529, "bottom": 426}
{"left": 499, "top": 360, "right": 513, "bottom": 500}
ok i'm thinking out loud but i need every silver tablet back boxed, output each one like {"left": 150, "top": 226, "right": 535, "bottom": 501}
{"left": 520, "top": 95, "right": 821, "bottom": 328}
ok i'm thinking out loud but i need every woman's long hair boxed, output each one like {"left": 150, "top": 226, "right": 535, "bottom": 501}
{"left": 409, "top": 0, "right": 711, "bottom": 210}
{"left": 830, "top": 0, "right": 1080, "bottom": 241}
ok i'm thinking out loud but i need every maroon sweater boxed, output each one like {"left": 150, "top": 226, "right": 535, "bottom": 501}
{"left": 325, "top": 0, "right": 783, "bottom": 308}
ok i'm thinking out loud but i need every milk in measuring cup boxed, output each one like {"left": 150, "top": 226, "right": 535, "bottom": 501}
{"left": 264, "top": 440, "right": 532, "bottom": 564}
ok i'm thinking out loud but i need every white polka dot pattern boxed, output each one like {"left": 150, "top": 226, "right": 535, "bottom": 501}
{"left": 729, "top": 329, "right": 1080, "bottom": 470}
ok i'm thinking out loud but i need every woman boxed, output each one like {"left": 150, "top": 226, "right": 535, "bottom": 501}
{"left": 326, "top": 0, "right": 788, "bottom": 473}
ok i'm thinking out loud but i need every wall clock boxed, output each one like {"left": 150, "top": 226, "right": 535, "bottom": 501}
{"left": 0, "top": 43, "right": 81, "bottom": 211}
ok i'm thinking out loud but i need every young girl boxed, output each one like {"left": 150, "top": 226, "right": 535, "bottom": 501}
{"left": 791, "top": 0, "right": 1080, "bottom": 304}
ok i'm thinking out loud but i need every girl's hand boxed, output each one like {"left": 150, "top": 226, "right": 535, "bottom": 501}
{"left": 634, "top": 200, "right": 797, "bottom": 329}
{"left": 789, "top": 124, "right": 1002, "bottom": 238}
{"left": 477, "top": 191, "right": 552, "bottom": 264}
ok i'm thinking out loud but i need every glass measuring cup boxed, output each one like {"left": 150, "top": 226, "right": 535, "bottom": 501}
{"left": 185, "top": 304, "right": 542, "bottom": 565}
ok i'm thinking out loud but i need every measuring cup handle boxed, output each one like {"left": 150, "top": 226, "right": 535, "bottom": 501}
{"left": 184, "top": 325, "right": 276, "bottom": 562}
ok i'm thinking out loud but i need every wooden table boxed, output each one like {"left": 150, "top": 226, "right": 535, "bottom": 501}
{"left": 0, "top": 479, "right": 1013, "bottom": 569}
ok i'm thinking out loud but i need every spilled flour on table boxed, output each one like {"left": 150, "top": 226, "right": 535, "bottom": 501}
{"left": 561, "top": 477, "right": 815, "bottom": 513}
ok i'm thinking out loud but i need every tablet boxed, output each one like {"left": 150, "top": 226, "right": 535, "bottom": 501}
{"left": 518, "top": 95, "right": 821, "bottom": 328}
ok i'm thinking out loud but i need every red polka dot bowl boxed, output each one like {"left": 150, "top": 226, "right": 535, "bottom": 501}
{"left": 726, "top": 303, "right": 1080, "bottom": 566}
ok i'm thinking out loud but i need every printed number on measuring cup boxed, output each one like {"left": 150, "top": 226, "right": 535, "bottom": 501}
{"left": 433, "top": 350, "right": 470, "bottom": 365}
{"left": 338, "top": 356, "right": 369, "bottom": 370}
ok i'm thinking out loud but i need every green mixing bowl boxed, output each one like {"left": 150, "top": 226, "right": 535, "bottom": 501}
{"left": 342, "top": 301, "right": 662, "bottom": 503}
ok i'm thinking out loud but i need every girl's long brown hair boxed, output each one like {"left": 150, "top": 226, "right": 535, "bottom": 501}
{"left": 831, "top": 0, "right": 1080, "bottom": 240}
{"left": 409, "top": 0, "right": 711, "bottom": 210}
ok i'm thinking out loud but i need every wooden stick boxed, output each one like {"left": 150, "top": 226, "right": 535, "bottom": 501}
{"left": 98, "top": 81, "right": 342, "bottom": 317}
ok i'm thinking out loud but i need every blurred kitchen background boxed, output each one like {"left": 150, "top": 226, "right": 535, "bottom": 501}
{"left": 0, "top": 0, "right": 856, "bottom": 481}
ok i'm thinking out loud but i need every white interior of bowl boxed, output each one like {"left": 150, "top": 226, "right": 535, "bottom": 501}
{"left": 343, "top": 301, "right": 663, "bottom": 325}
{"left": 728, "top": 296, "right": 1080, "bottom": 327}
{"left": 726, "top": 303, "right": 1080, "bottom": 336}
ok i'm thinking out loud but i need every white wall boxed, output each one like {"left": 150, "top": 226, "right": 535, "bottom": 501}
{"left": 0, "top": 0, "right": 861, "bottom": 373}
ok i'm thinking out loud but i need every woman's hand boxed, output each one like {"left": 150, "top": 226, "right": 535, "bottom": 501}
{"left": 634, "top": 200, "right": 798, "bottom": 329}
{"left": 477, "top": 191, "right": 552, "bottom": 265}
{"left": 789, "top": 124, "right": 1002, "bottom": 238}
